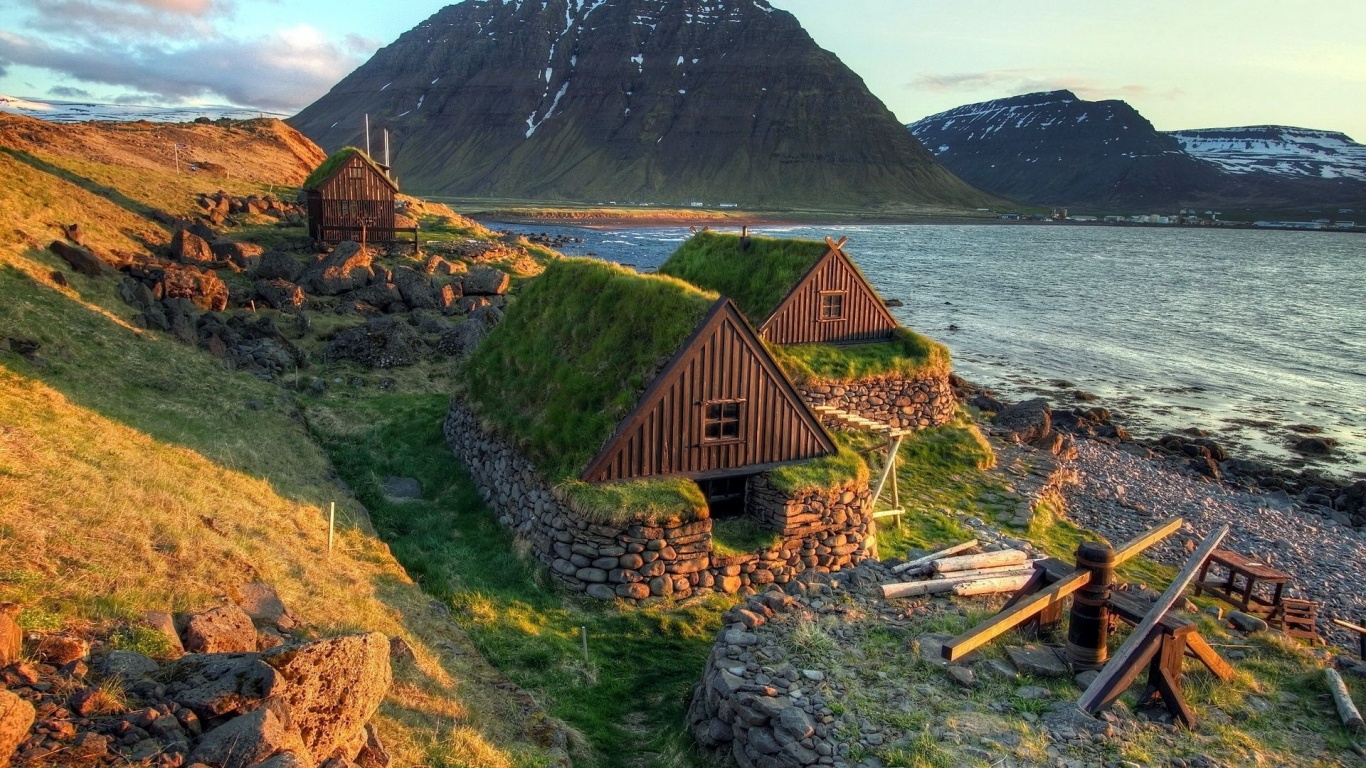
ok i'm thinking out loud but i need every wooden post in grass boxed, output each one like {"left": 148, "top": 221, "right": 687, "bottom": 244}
{"left": 328, "top": 502, "right": 336, "bottom": 554}
{"left": 1326, "top": 668, "right": 1366, "bottom": 733}
{"left": 1066, "top": 541, "right": 1116, "bottom": 671}
{"left": 580, "top": 626, "right": 589, "bottom": 665}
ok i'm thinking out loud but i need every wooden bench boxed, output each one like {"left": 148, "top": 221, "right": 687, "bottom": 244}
{"left": 1194, "top": 548, "right": 1290, "bottom": 615}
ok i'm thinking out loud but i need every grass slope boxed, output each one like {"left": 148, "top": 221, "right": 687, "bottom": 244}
{"left": 309, "top": 393, "right": 729, "bottom": 768}
{"left": 459, "top": 258, "right": 717, "bottom": 482}
{"left": 657, "top": 232, "right": 829, "bottom": 321}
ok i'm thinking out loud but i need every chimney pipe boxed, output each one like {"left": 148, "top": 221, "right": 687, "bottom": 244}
{"left": 740, "top": 225, "right": 751, "bottom": 250}
{"left": 384, "top": 129, "right": 391, "bottom": 176}
{"left": 364, "top": 114, "right": 371, "bottom": 157}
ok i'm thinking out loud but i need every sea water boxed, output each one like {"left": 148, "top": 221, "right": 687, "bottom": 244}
{"left": 493, "top": 222, "right": 1366, "bottom": 477}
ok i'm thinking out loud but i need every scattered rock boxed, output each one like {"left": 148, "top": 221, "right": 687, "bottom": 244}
{"left": 48, "top": 240, "right": 109, "bottom": 277}
{"left": 255, "top": 279, "right": 307, "bottom": 311}
{"left": 392, "top": 267, "right": 438, "bottom": 309}
{"left": 1006, "top": 645, "right": 1070, "bottom": 678}
{"left": 326, "top": 318, "right": 428, "bottom": 369}
{"left": 163, "top": 653, "right": 276, "bottom": 719}
{"left": 212, "top": 240, "right": 266, "bottom": 270}
{"left": 947, "top": 665, "right": 977, "bottom": 688}
{"left": 0, "top": 690, "right": 36, "bottom": 768}
{"left": 302, "top": 242, "right": 375, "bottom": 296}
{"left": 100, "top": 650, "right": 160, "bottom": 682}
{"left": 1228, "top": 611, "right": 1268, "bottom": 633}
{"left": 170, "top": 228, "right": 219, "bottom": 266}
{"left": 233, "top": 583, "right": 296, "bottom": 631}
{"left": 260, "top": 633, "right": 391, "bottom": 762}
{"left": 994, "top": 398, "right": 1052, "bottom": 444}
{"left": 186, "top": 703, "right": 309, "bottom": 768}
{"left": 255, "top": 250, "right": 305, "bottom": 282}
{"left": 381, "top": 477, "right": 422, "bottom": 502}
{"left": 183, "top": 604, "right": 259, "bottom": 654}
{"left": 32, "top": 633, "right": 90, "bottom": 665}
{"left": 461, "top": 266, "right": 510, "bottom": 296}
{"left": 1292, "top": 437, "right": 1337, "bottom": 456}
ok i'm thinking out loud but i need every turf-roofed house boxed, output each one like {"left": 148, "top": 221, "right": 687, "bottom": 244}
{"left": 303, "top": 147, "right": 417, "bottom": 246}
{"left": 445, "top": 259, "right": 876, "bottom": 602}
{"left": 659, "top": 231, "right": 957, "bottom": 433}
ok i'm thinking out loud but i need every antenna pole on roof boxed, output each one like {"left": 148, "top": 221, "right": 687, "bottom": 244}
{"left": 384, "top": 129, "right": 391, "bottom": 177}
{"left": 364, "top": 114, "right": 371, "bottom": 157}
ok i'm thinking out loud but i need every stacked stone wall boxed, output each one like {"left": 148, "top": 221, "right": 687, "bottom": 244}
{"left": 444, "top": 400, "right": 873, "bottom": 603}
{"left": 798, "top": 373, "right": 956, "bottom": 430}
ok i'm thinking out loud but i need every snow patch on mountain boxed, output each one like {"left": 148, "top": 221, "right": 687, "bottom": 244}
{"left": 1168, "top": 126, "right": 1366, "bottom": 181}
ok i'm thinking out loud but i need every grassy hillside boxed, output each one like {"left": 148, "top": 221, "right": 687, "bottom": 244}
{"left": 0, "top": 120, "right": 562, "bottom": 767}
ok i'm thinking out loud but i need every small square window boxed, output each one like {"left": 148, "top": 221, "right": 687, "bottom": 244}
{"left": 820, "top": 292, "right": 845, "bottom": 320}
{"left": 703, "top": 400, "right": 743, "bottom": 442}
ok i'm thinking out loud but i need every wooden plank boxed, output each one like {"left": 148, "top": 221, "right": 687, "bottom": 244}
{"left": 1087, "top": 624, "right": 1166, "bottom": 713}
{"left": 1112, "top": 516, "right": 1184, "bottom": 566}
{"left": 1184, "top": 633, "right": 1234, "bottom": 681}
{"left": 941, "top": 570, "right": 1092, "bottom": 662}
{"left": 932, "top": 562, "right": 1044, "bottom": 581}
{"left": 952, "top": 574, "right": 1033, "bottom": 597}
{"left": 933, "top": 550, "right": 1028, "bottom": 574}
{"left": 891, "top": 540, "right": 979, "bottom": 575}
{"left": 1078, "top": 524, "right": 1229, "bottom": 714}
{"left": 1332, "top": 618, "right": 1366, "bottom": 635}
{"left": 1326, "top": 668, "right": 1366, "bottom": 733}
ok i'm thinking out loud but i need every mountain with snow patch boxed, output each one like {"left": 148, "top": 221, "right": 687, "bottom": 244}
{"left": 1168, "top": 126, "right": 1366, "bottom": 182}
{"left": 289, "top": 0, "right": 991, "bottom": 209}
{"left": 909, "top": 91, "right": 1366, "bottom": 211}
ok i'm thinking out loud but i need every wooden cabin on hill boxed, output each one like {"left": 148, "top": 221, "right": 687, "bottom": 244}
{"left": 459, "top": 259, "right": 836, "bottom": 515}
{"left": 303, "top": 147, "right": 416, "bottom": 246}
{"left": 658, "top": 231, "right": 899, "bottom": 345}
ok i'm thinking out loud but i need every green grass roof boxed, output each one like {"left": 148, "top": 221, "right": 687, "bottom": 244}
{"left": 768, "top": 327, "right": 952, "bottom": 385}
{"left": 459, "top": 258, "right": 719, "bottom": 483}
{"left": 657, "top": 232, "right": 830, "bottom": 321}
{"left": 302, "top": 147, "right": 397, "bottom": 191}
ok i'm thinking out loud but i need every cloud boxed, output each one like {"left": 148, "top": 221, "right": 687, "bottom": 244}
{"left": 47, "top": 85, "right": 93, "bottom": 98}
{"left": 0, "top": 22, "right": 374, "bottom": 111}
{"left": 17, "top": 0, "right": 233, "bottom": 40}
{"left": 906, "top": 69, "right": 1183, "bottom": 103}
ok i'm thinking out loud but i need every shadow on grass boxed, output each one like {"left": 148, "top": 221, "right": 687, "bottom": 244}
{"left": 0, "top": 147, "right": 174, "bottom": 229}
{"left": 312, "top": 392, "right": 729, "bottom": 768}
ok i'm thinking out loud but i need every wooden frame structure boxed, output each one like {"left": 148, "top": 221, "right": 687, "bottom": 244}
{"left": 581, "top": 298, "right": 837, "bottom": 484}
{"left": 943, "top": 519, "right": 1238, "bottom": 729}
{"left": 760, "top": 237, "right": 900, "bottom": 345}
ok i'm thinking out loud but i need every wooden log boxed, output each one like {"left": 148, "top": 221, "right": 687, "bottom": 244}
{"left": 1112, "top": 516, "right": 1184, "bottom": 566}
{"left": 1078, "top": 524, "right": 1229, "bottom": 715}
{"left": 932, "top": 550, "right": 1028, "bottom": 574}
{"left": 932, "top": 561, "right": 1044, "bottom": 580}
{"left": 883, "top": 569, "right": 1027, "bottom": 599}
{"left": 891, "top": 539, "right": 979, "bottom": 574}
{"left": 952, "top": 574, "right": 1033, "bottom": 597}
{"left": 942, "top": 570, "right": 1092, "bottom": 661}
{"left": 1326, "top": 668, "right": 1366, "bottom": 733}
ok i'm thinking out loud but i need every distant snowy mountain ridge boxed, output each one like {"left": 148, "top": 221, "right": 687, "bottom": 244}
{"left": 1167, "top": 126, "right": 1366, "bottom": 182}
{"left": 0, "top": 94, "right": 287, "bottom": 123}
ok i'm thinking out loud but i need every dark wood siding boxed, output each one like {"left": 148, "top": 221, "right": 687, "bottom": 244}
{"left": 762, "top": 249, "right": 899, "bottom": 345}
{"left": 582, "top": 301, "right": 835, "bottom": 483}
{"left": 307, "top": 155, "right": 403, "bottom": 244}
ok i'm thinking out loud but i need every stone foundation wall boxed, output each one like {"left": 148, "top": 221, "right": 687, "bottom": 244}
{"left": 444, "top": 399, "right": 873, "bottom": 603}
{"left": 799, "top": 373, "right": 956, "bottom": 431}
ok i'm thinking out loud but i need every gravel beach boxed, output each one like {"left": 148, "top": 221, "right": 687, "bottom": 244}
{"left": 1064, "top": 440, "right": 1366, "bottom": 651}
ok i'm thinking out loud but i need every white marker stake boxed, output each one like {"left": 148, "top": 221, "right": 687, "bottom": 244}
{"left": 328, "top": 502, "right": 336, "bottom": 554}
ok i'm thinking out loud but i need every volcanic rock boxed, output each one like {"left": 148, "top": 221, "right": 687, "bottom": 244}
{"left": 326, "top": 318, "right": 427, "bottom": 368}
{"left": 302, "top": 242, "right": 374, "bottom": 295}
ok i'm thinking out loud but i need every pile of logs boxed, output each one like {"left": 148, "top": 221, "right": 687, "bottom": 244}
{"left": 881, "top": 540, "right": 1044, "bottom": 600}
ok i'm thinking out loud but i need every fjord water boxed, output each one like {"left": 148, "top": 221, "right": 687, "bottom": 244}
{"left": 508, "top": 222, "right": 1366, "bottom": 476}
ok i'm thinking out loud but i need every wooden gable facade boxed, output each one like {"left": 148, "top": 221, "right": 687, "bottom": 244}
{"left": 304, "top": 149, "right": 402, "bottom": 245}
{"left": 760, "top": 237, "right": 900, "bottom": 346}
{"left": 582, "top": 299, "right": 836, "bottom": 484}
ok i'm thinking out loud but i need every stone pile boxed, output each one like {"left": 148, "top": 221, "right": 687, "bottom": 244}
{"left": 797, "top": 375, "right": 955, "bottom": 432}
{"left": 0, "top": 587, "right": 392, "bottom": 768}
{"left": 444, "top": 401, "right": 875, "bottom": 603}
{"left": 197, "top": 192, "right": 303, "bottom": 227}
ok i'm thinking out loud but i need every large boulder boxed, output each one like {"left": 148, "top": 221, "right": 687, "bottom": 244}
{"left": 186, "top": 703, "right": 311, "bottom": 768}
{"left": 302, "top": 242, "right": 375, "bottom": 295}
{"left": 48, "top": 241, "right": 109, "bottom": 277}
{"left": 213, "top": 240, "right": 266, "bottom": 271}
{"left": 255, "top": 250, "right": 305, "bottom": 282}
{"left": 255, "top": 280, "right": 307, "bottom": 312}
{"left": 326, "top": 319, "right": 427, "bottom": 369}
{"left": 0, "top": 604, "right": 19, "bottom": 667}
{"left": 130, "top": 260, "right": 229, "bottom": 312}
{"left": 436, "top": 282, "right": 464, "bottom": 315}
{"left": 0, "top": 690, "right": 36, "bottom": 768}
{"left": 260, "top": 633, "right": 391, "bottom": 763}
{"left": 170, "top": 228, "right": 219, "bottom": 266}
{"left": 994, "top": 398, "right": 1052, "bottom": 444}
{"left": 163, "top": 653, "right": 277, "bottom": 719}
{"left": 392, "top": 267, "right": 437, "bottom": 309}
{"left": 233, "top": 583, "right": 297, "bottom": 632}
{"left": 435, "top": 305, "right": 502, "bottom": 358}
{"left": 461, "top": 266, "right": 510, "bottom": 296}
{"left": 184, "top": 604, "right": 258, "bottom": 654}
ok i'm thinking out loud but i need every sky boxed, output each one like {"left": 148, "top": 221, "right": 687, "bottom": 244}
{"left": 1, "top": 0, "right": 1364, "bottom": 139}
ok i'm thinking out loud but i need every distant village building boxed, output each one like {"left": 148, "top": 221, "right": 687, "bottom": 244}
{"left": 658, "top": 232, "right": 899, "bottom": 345}
{"left": 302, "top": 147, "right": 416, "bottom": 245}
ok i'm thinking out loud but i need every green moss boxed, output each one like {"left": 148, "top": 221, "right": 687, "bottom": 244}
{"left": 657, "top": 231, "right": 829, "bottom": 321}
{"left": 768, "top": 443, "right": 869, "bottom": 496}
{"left": 557, "top": 478, "right": 708, "bottom": 526}
{"left": 770, "top": 327, "right": 952, "bottom": 385}
{"left": 302, "top": 147, "right": 394, "bottom": 191}
{"left": 711, "top": 517, "right": 782, "bottom": 557}
{"left": 459, "top": 258, "right": 717, "bottom": 483}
